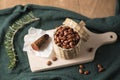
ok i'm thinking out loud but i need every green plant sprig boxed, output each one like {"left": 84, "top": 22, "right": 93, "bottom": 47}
{"left": 4, "top": 12, "right": 39, "bottom": 69}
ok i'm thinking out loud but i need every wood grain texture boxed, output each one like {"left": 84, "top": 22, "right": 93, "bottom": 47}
{"left": 0, "top": 0, "right": 116, "bottom": 18}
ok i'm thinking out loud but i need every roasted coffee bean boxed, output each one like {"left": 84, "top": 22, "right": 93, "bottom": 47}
{"left": 66, "top": 45, "right": 70, "bottom": 49}
{"left": 67, "top": 35, "right": 72, "bottom": 39}
{"left": 72, "top": 38, "right": 75, "bottom": 41}
{"left": 54, "top": 40, "right": 58, "bottom": 44}
{"left": 79, "top": 69, "right": 83, "bottom": 74}
{"left": 52, "top": 56, "right": 58, "bottom": 61}
{"left": 68, "top": 38, "right": 73, "bottom": 42}
{"left": 88, "top": 48, "right": 94, "bottom": 52}
{"left": 56, "top": 37, "right": 60, "bottom": 43}
{"left": 64, "top": 41, "right": 68, "bottom": 44}
{"left": 61, "top": 36, "right": 66, "bottom": 41}
{"left": 54, "top": 35, "right": 57, "bottom": 39}
{"left": 97, "top": 64, "right": 105, "bottom": 72}
{"left": 79, "top": 65, "right": 84, "bottom": 69}
{"left": 61, "top": 27, "right": 66, "bottom": 31}
{"left": 68, "top": 28, "right": 73, "bottom": 32}
{"left": 71, "top": 33, "right": 74, "bottom": 36}
{"left": 97, "top": 64, "right": 102, "bottom": 68}
{"left": 64, "top": 31, "right": 68, "bottom": 36}
{"left": 47, "top": 61, "right": 52, "bottom": 66}
{"left": 54, "top": 26, "right": 80, "bottom": 49}
{"left": 60, "top": 32, "right": 64, "bottom": 36}
{"left": 55, "top": 31, "right": 60, "bottom": 36}
{"left": 63, "top": 42, "right": 67, "bottom": 46}
{"left": 98, "top": 67, "right": 104, "bottom": 72}
{"left": 59, "top": 36, "right": 63, "bottom": 40}
{"left": 60, "top": 40, "right": 64, "bottom": 43}
{"left": 57, "top": 43, "right": 61, "bottom": 46}
{"left": 76, "top": 35, "right": 80, "bottom": 40}
{"left": 69, "top": 42, "right": 74, "bottom": 48}
{"left": 84, "top": 70, "right": 90, "bottom": 75}
{"left": 62, "top": 45, "right": 67, "bottom": 49}
{"left": 57, "top": 27, "right": 62, "bottom": 31}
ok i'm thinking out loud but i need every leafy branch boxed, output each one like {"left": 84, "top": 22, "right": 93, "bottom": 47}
{"left": 4, "top": 12, "right": 39, "bottom": 69}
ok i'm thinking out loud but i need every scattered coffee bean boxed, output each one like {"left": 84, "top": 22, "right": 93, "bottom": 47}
{"left": 97, "top": 64, "right": 102, "bottom": 68}
{"left": 47, "top": 61, "right": 52, "bottom": 66}
{"left": 52, "top": 56, "right": 57, "bottom": 61}
{"left": 88, "top": 48, "right": 94, "bottom": 52}
{"left": 97, "top": 64, "right": 105, "bottom": 72}
{"left": 54, "top": 26, "right": 80, "bottom": 49}
{"left": 79, "top": 69, "right": 83, "bottom": 74}
{"left": 84, "top": 70, "right": 90, "bottom": 75}
{"left": 79, "top": 64, "right": 84, "bottom": 69}
{"left": 98, "top": 67, "right": 104, "bottom": 72}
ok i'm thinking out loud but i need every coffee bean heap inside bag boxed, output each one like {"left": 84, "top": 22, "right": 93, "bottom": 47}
{"left": 54, "top": 26, "right": 80, "bottom": 49}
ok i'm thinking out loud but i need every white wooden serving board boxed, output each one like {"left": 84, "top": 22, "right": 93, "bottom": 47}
{"left": 26, "top": 27, "right": 117, "bottom": 72}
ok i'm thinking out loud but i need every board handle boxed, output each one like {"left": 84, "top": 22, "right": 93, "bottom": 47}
{"left": 98, "top": 32, "right": 117, "bottom": 45}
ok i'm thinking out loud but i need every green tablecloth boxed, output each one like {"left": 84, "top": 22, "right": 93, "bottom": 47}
{"left": 0, "top": 1, "right": 120, "bottom": 80}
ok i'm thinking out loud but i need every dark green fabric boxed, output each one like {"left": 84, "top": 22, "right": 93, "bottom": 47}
{"left": 0, "top": 2, "right": 120, "bottom": 80}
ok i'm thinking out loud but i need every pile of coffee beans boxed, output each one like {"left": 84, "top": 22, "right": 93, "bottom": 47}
{"left": 54, "top": 26, "right": 80, "bottom": 49}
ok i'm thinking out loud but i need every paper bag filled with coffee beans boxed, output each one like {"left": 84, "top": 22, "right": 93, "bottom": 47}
{"left": 53, "top": 18, "right": 89, "bottom": 59}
